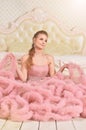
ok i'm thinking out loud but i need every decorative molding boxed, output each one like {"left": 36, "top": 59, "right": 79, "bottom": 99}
{"left": 0, "top": 7, "right": 85, "bottom": 37}
{"left": 30, "top": 8, "right": 49, "bottom": 23}
{"left": 0, "top": 8, "right": 50, "bottom": 34}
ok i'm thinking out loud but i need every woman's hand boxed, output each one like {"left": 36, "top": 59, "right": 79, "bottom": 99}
{"left": 58, "top": 63, "right": 69, "bottom": 72}
{"left": 16, "top": 59, "right": 27, "bottom": 82}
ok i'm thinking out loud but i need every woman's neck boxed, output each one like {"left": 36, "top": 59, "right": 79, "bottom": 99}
{"left": 35, "top": 49, "right": 44, "bottom": 56}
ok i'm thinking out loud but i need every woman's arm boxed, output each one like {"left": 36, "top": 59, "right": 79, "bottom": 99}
{"left": 16, "top": 55, "right": 28, "bottom": 82}
{"left": 47, "top": 55, "right": 56, "bottom": 76}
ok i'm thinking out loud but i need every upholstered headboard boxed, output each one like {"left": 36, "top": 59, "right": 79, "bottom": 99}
{"left": 0, "top": 8, "right": 85, "bottom": 56}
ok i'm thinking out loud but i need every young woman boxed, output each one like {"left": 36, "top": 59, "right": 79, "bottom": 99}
{"left": 16, "top": 30, "right": 57, "bottom": 82}
{"left": 16, "top": 30, "right": 68, "bottom": 82}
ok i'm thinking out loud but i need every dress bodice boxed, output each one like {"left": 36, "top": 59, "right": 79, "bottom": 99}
{"left": 28, "top": 65, "right": 49, "bottom": 80}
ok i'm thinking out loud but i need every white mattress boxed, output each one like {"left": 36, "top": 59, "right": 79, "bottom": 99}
{"left": 54, "top": 55, "right": 86, "bottom": 68}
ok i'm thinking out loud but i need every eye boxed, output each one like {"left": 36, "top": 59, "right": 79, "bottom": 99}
{"left": 40, "top": 38, "right": 43, "bottom": 40}
{"left": 39, "top": 38, "right": 47, "bottom": 43}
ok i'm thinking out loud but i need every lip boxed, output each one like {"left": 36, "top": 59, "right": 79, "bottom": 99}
{"left": 41, "top": 44, "right": 45, "bottom": 46}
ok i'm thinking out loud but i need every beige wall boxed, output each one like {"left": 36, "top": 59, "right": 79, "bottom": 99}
{"left": 0, "top": 0, "right": 86, "bottom": 34}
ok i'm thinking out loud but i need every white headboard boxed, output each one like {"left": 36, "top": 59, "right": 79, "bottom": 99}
{"left": 0, "top": 8, "right": 85, "bottom": 56}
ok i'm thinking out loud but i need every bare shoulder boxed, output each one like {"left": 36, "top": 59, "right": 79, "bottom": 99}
{"left": 45, "top": 54, "right": 54, "bottom": 60}
{"left": 45, "top": 54, "right": 54, "bottom": 64}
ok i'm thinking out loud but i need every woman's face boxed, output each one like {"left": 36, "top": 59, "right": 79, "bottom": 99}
{"left": 33, "top": 33, "right": 48, "bottom": 50}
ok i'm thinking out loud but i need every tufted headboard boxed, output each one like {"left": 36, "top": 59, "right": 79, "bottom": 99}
{"left": 0, "top": 8, "right": 85, "bottom": 56}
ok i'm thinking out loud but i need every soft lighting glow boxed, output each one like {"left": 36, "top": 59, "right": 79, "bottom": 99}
{"left": 74, "top": 0, "right": 85, "bottom": 6}
{"left": 71, "top": 0, "right": 86, "bottom": 11}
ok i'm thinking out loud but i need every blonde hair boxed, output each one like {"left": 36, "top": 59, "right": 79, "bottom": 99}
{"left": 26, "top": 30, "right": 48, "bottom": 70}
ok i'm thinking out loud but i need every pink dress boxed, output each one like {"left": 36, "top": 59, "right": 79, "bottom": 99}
{"left": 0, "top": 53, "right": 86, "bottom": 121}
{"left": 28, "top": 64, "right": 49, "bottom": 81}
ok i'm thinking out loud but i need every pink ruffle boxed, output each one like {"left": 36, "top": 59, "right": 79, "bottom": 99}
{"left": 0, "top": 53, "right": 86, "bottom": 121}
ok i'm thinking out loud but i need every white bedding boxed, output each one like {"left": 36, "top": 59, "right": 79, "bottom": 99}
{"left": 0, "top": 52, "right": 86, "bottom": 71}
{"left": 54, "top": 55, "right": 86, "bottom": 68}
